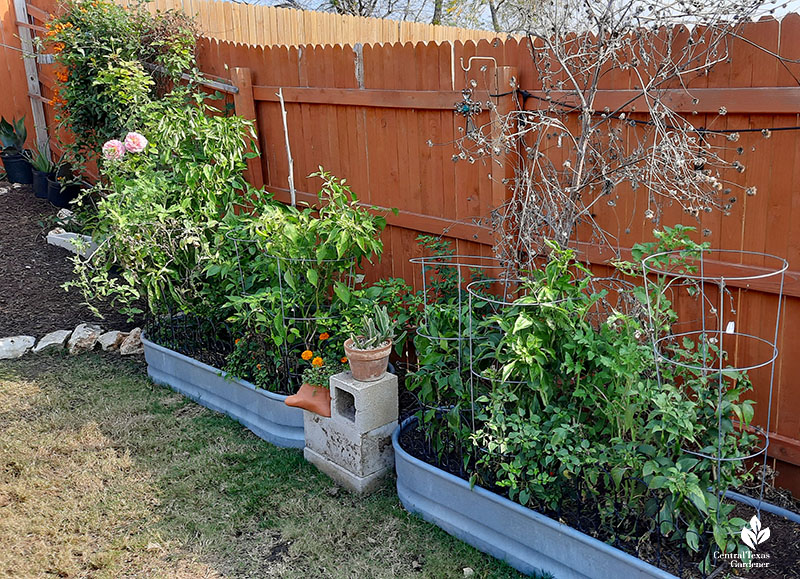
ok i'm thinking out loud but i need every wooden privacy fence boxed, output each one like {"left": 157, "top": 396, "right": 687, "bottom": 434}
{"left": 7, "top": 0, "right": 800, "bottom": 494}
{"left": 123, "top": 0, "right": 503, "bottom": 47}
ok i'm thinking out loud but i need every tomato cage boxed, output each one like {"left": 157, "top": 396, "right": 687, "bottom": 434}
{"left": 642, "top": 248, "right": 789, "bottom": 521}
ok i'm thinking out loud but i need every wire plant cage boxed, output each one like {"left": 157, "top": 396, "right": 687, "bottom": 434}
{"left": 642, "top": 248, "right": 788, "bottom": 526}
{"left": 456, "top": 270, "right": 731, "bottom": 576}
{"left": 258, "top": 251, "right": 357, "bottom": 392}
{"left": 409, "top": 253, "right": 511, "bottom": 370}
{"left": 465, "top": 274, "right": 638, "bottom": 431}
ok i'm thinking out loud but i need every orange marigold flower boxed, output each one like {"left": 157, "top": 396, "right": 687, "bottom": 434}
{"left": 235, "top": 338, "right": 240, "bottom": 345}
{"left": 55, "top": 69, "right": 69, "bottom": 82}
{"left": 312, "top": 356, "right": 323, "bottom": 367}
{"left": 319, "top": 332, "right": 330, "bottom": 341}
{"left": 256, "top": 364, "right": 262, "bottom": 370}
{"left": 301, "top": 350, "right": 313, "bottom": 361}
{"left": 52, "top": 42, "right": 65, "bottom": 53}
{"left": 340, "top": 357, "right": 348, "bottom": 363}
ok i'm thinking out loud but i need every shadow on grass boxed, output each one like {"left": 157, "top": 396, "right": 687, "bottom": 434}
{"left": 0, "top": 352, "right": 522, "bottom": 578}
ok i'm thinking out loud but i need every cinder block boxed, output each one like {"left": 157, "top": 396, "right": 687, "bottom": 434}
{"left": 304, "top": 411, "right": 396, "bottom": 478}
{"left": 330, "top": 371, "right": 398, "bottom": 433}
{"left": 304, "top": 447, "right": 390, "bottom": 495}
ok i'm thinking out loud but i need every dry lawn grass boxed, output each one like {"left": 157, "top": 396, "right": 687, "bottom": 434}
{"left": 0, "top": 353, "right": 520, "bottom": 578}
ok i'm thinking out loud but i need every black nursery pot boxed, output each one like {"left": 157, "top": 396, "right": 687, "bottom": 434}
{"left": 1, "top": 152, "right": 33, "bottom": 184}
{"left": 32, "top": 169, "right": 54, "bottom": 199}
{"left": 46, "top": 176, "right": 80, "bottom": 208}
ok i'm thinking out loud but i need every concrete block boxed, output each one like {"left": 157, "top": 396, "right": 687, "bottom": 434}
{"left": 46, "top": 231, "right": 98, "bottom": 258}
{"left": 304, "top": 412, "right": 395, "bottom": 478}
{"left": 304, "top": 447, "right": 390, "bottom": 495}
{"left": 330, "top": 371, "right": 398, "bottom": 433}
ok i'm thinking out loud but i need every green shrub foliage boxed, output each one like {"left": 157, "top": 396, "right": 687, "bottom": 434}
{"left": 42, "top": 0, "right": 197, "bottom": 168}
{"left": 410, "top": 228, "right": 758, "bottom": 571}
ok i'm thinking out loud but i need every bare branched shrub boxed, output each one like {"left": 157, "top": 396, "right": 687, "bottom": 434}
{"left": 453, "top": 0, "right": 785, "bottom": 270}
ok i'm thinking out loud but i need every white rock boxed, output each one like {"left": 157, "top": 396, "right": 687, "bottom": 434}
{"left": 33, "top": 330, "right": 72, "bottom": 353}
{"left": 119, "top": 328, "right": 143, "bottom": 355}
{"left": 48, "top": 227, "right": 66, "bottom": 235}
{"left": 0, "top": 186, "right": 8, "bottom": 196}
{"left": 56, "top": 208, "right": 74, "bottom": 221}
{"left": 0, "top": 336, "right": 36, "bottom": 359}
{"left": 97, "top": 330, "right": 127, "bottom": 351}
{"left": 11, "top": 182, "right": 22, "bottom": 189}
{"left": 67, "top": 323, "right": 102, "bottom": 354}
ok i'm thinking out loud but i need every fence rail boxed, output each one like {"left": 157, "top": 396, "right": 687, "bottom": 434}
{"left": 5, "top": 0, "right": 800, "bottom": 495}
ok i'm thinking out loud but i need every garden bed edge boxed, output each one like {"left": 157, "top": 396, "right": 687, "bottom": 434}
{"left": 393, "top": 416, "right": 678, "bottom": 579}
{"left": 142, "top": 335, "right": 304, "bottom": 448}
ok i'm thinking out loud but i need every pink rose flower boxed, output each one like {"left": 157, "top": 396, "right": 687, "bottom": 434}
{"left": 102, "top": 139, "right": 126, "bottom": 161}
{"left": 123, "top": 131, "right": 148, "bottom": 153}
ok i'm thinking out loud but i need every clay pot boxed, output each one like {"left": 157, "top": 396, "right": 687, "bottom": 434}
{"left": 344, "top": 338, "right": 392, "bottom": 382}
{"left": 285, "top": 383, "right": 331, "bottom": 417}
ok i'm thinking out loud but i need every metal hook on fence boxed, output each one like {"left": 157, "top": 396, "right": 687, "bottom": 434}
{"left": 459, "top": 55, "right": 497, "bottom": 73}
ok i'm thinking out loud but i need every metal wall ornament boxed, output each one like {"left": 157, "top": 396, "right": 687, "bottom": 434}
{"left": 454, "top": 87, "right": 483, "bottom": 138}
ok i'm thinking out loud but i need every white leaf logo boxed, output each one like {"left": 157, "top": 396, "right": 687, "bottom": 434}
{"left": 740, "top": 515, "right": 770, "bottom": 550}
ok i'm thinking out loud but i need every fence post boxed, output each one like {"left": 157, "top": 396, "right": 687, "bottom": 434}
{"left": 13, "top": 0, "right": 50, "bottom": 160}
{"left": 231, "top": 67, "right": 265, "bottom": 189}
{"left": 490, "top": 65, "right": 518, "bottom": 232}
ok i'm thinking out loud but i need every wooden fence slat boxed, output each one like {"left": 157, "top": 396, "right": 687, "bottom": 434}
{"left": 13, "top": 0, "right": 48, "bottom": 157}
{"left": 231, "top": 67, "right": 264, "bottom": 188}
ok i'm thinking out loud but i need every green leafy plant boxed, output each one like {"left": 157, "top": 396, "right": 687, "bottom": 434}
{"left": 0, "top": 116, "right": 27, "bottom": 154}
{"left": 66, "top": 88, "right": 268, "bottom": 320}
{"left": 406, "top": 236, "right": 494, "bottom": 460}
{"left": 223, "top": 170, "right": 391, "bottom": 360}
{"left": 348, "top": 305, "right": 405, "bottom": 350}
{"left": 29, "top": 148, "right": 57, "bottom": 173}
{"left": 412, "top": 231, "right": 758, "bottom": 570}
{"left": 223, "top": 335, "right": 281, "bottom": 391}
{"left": 40, "top": 0, "right": 197, "bottom": 169}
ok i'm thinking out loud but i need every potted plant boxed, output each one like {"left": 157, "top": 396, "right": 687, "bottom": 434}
{"left": 30, "top": 148, "right": 57, "bottom": 199}
{"left": 0, "top": 116, "right": 32, "bottom": 184}
{"left": 344, "top": 305, "right": 404, "bottom": 382}
{"left": 285, "top": 347, "right": 345, "bottom": 417}
{"left": 47, "top": 164, "right": 81, "bottom": 208}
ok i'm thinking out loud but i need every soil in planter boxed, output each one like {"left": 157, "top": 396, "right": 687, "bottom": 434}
{"left": 145, "top": 316, "right": 299, "bottom": 395}
{"left": 399, "top": 424, "right": 800, "bottom": 579}
{"left": 147, "top": 320, "right": 423, "bottom": 411}
{"left": 721, "top": 504, "right": 800, "bottom": 578}
{"left": 0, "top": 182, "right": 140, "bottom": 335}
{"left": 735, "top": 469, "right": 800, "bottom": 514}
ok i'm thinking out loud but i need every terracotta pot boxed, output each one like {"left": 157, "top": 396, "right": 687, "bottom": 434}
{"left": 344, "top": 337, "right": 392, "bottom": 382}
{"left": 284, "top": 383, "right": 331, "bottom": 417}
